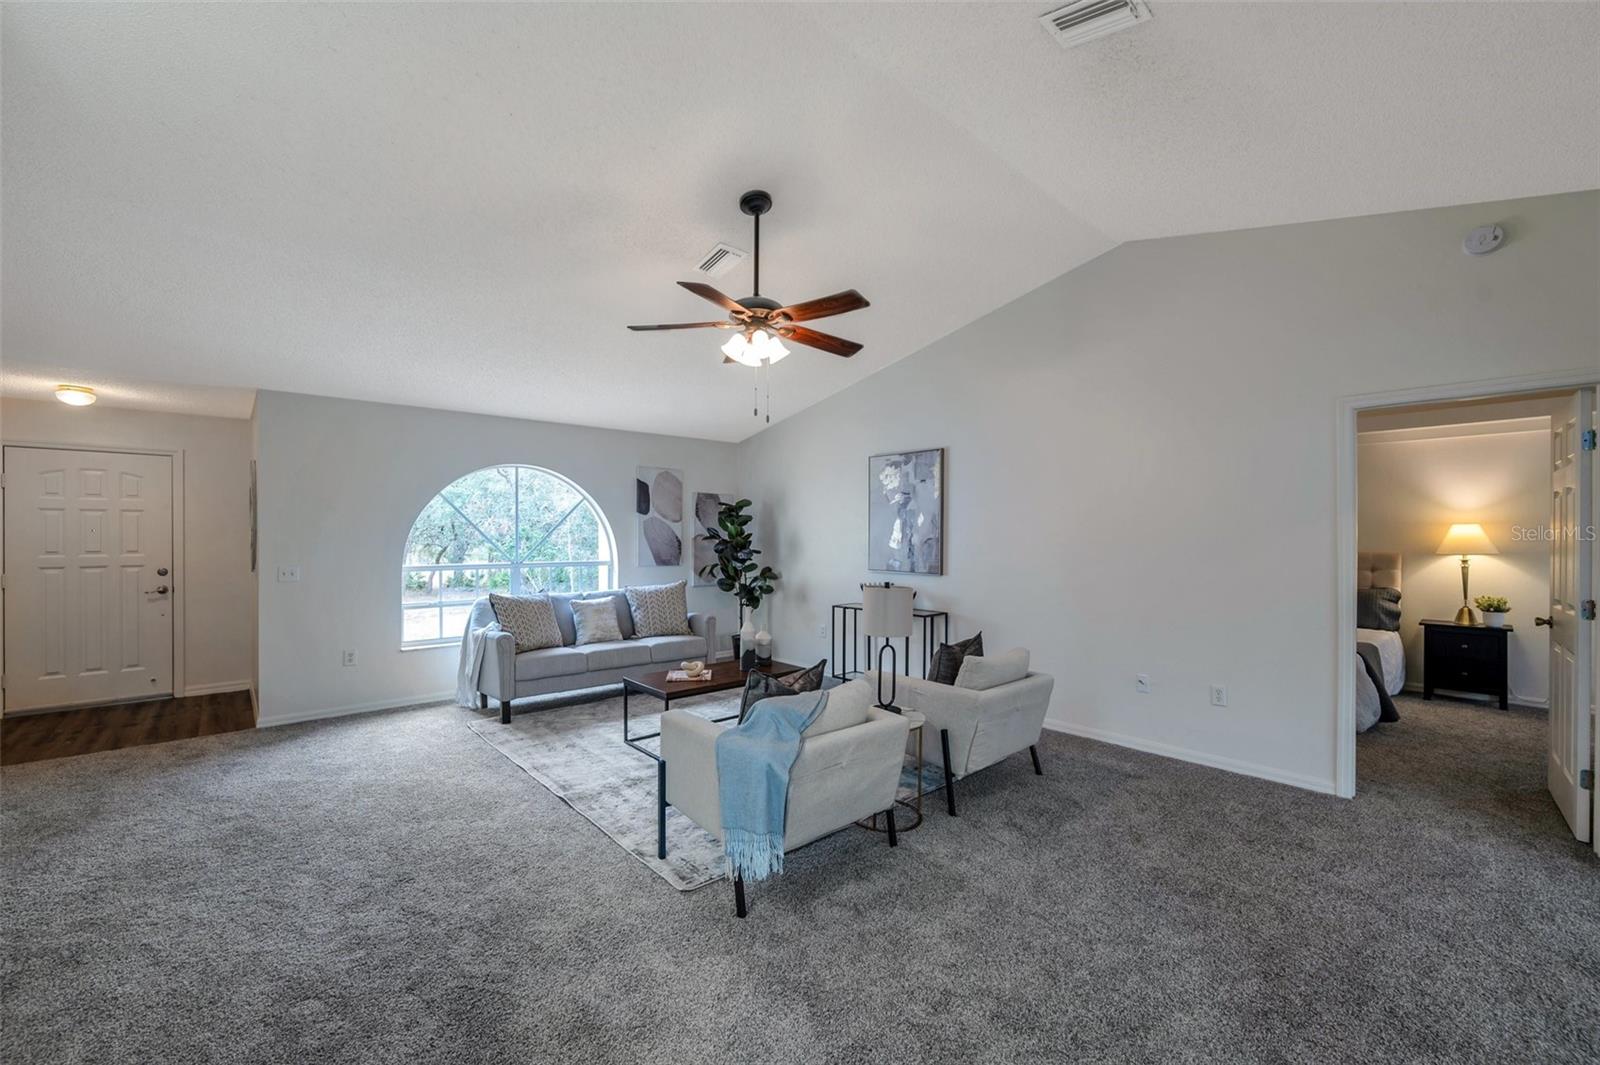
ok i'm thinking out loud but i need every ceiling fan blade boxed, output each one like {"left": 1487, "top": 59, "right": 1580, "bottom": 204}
{"left": 627, "top": 321, "right": 729, "bottom": 331}
{"left": 773, "top": 289, "right": 870, "bottom": 323}
{"left": 779, "top": 326, "right": 862, "bottom": 357}
{"left": 677, "top": 281, "right": 747, "bottom": 316}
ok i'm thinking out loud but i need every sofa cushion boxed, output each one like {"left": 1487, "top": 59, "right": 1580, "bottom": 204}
{"left": 579, "top": 640, "right": 651, "bottom": 671}
{"left": 546, "top": 592, "right": 585, "bottom": 646}
{"left": 636, "top": 634, "right": 708, "bottom": 664}
{"left": 572, "top": 597, "right": 624, "bottom": 645}
{"left": 955, "top": 649, "right": 1030, "bottom": 691}
{"left": 489, "top": 594, "right": 563, "bottom": 652}
{"left": 582, "top": 592, "right": 636, "bottom": 641}
{"left": 514, "top": 646, "right": 588, "bottom": 681}
{"left": 801, "top": 679, "right": 872, "bottom": 737}
{"left": 928, "top": 631, "right": 984, "bottom": 685}
{"left": 624, "top": 581, "right": 691, "bottom": 638}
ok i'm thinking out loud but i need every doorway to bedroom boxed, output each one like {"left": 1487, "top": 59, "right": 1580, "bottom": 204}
{"left": 1349, "top": 386, "right": 1595, "bottom": 852}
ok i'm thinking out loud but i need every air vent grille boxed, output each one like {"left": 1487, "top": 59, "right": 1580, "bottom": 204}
{"left": 1039, "top": 0, "right": 1151, "bottom": 49}
{"left": 695, "top": 242, "right": 747, "bottom": 278}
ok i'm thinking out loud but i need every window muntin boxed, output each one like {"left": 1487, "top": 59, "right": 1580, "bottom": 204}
{"left": 401, "top": 465, "right": 614, "bottom": 647}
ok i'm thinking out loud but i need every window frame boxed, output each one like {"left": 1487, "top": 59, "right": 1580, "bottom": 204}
{"left": 400, "top": 465, "right": 617, "bottom": 649}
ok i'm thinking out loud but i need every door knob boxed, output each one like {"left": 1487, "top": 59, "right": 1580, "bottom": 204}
{"left": 157, "top": 567, "right": 169, "bottom": 577}
{"left": 1534, "top": 616, "right": 1553, "bottom": 627}
{"left": 147, "top": 585, "right": 169, "bottom": 595}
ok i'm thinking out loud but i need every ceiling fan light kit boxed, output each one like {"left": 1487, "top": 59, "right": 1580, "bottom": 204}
{"left": 629, "top": 189, "right": 870, "bottom": 420}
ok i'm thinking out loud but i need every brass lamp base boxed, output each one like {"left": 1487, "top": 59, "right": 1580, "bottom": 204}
{"left": 1454, "top": 604, "right": 1478, "bottom": 625}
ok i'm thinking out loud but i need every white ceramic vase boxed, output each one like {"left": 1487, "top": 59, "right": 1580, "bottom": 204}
{"left": 1483, "top": 612, "right": 1507, "bottom": 628}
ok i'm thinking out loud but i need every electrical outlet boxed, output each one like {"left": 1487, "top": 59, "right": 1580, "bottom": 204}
{"left": 1136, "top": 673, "right": 1152, "bottom": 694}
{"left": 276, "top": 565, "right": 301, "bottom": 583}
{"left": 1210, "top": 685, "right": 1228, "bottom": 707}
{"left": 342, "top": 650, "right": 358, "bottom": 668}
{"left": 816, "top": 623, "right": 828, "bottom": 639}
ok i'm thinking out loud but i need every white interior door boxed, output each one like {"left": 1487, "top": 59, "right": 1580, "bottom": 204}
{"left": 2, "top": 447, "right": 175, "bottom": 711}
{"left": 1546, "top": 391, "right": 1594, "bottom": 843}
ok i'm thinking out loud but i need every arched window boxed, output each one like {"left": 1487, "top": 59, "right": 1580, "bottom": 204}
{"left": 401, "top": 465, "right": 615, "bottom": 647}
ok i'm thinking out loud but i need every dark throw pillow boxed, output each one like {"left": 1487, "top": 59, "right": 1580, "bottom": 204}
{"left": 1357, "top": 587, "right": 1402, "bottom": 631}
{"left": 928, "top": 632, "right": 984, "bottom": 686}
{"left": 739, "top": 659, "right": 826, "bottom": 722}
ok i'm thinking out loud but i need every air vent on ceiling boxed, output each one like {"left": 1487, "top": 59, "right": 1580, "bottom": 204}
{"left": 1039, "top": 0, "right": 1151, "bottom": 49}
{"left": 694, "top": 242, "right": 747, "bottom": 279}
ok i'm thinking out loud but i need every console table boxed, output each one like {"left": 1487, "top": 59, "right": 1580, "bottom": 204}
{"left": 830, "top": 601, "right": 951, "bottom": 681}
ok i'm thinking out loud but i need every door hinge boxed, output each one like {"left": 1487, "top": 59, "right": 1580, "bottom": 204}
{"left": 1583, "top": 428, "right": 1597, "bottom": 452}
{"left": 1583, "top": 600, "right": 1597, "bottom": 621}
{"left": 1581, "top": 769, "right": 1594, "bottom": 790}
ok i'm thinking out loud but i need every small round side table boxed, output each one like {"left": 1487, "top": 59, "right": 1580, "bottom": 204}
{"left": 857, "top": 709, "right": 925, "bottom": 833}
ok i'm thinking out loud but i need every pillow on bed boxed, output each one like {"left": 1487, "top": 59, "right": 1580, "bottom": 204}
{"left": 1356, "top": 587, "right": 1402, "bottom": 631}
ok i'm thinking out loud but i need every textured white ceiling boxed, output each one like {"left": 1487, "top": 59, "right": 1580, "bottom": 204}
{"left": 3, "top": 2, "right": 1596, "bottom": 438}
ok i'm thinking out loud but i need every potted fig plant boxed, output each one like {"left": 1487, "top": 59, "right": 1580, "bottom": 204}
{"left": 698, "top": 498, "right": 779, "bottom": 667}
{"left": 1474, "top": 595, "right": 1511, "bottom": 628}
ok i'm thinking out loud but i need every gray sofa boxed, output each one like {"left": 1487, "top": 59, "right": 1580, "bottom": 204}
{"left": 468, "top": 592, "right": 717, "bottom": 722}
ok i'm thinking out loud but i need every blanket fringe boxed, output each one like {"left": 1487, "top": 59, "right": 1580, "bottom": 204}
{"left": 723, "top": 828, "right": 785, "bottom": 882}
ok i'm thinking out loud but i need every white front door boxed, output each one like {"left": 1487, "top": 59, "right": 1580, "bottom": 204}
{"left": 1546, "top": 391, "right": 1594, "bottom": 843}
{"left": 2, "top": 447, "right": 175, "bottom": 711}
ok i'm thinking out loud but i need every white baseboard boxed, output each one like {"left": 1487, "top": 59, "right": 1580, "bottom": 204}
{"left": 1042, "top": 716, "right": 1338, "bottom": 796}
{"left": 180, "top": 680, "right": 253, "bottom": 698}
{"left": 256, "top": 691, "right": 454, "bottom": 729}
{"left": 1400, "top": 681, "right": 1546, "bottom": 710}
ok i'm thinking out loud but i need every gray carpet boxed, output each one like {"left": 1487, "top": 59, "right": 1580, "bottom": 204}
{"left": 3, "top": 691, "right": 1597, "bottom": 1064}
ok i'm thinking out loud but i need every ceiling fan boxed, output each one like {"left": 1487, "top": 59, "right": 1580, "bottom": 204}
{"left": 628, "top": 189, "right": 869, "bottom": 366}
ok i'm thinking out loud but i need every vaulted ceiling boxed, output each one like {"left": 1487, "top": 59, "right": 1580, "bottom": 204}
{"left": 4, "top": 2, "right": 1596, "bottom": 439}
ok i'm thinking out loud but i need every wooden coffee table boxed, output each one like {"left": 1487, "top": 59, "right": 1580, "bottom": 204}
{"left": 622, "top": 659, "right": 803, "bottom": 860}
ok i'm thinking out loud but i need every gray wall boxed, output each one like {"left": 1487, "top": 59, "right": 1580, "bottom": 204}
{"left": 736, "top": 191, "right": 1599, "bottom": 794}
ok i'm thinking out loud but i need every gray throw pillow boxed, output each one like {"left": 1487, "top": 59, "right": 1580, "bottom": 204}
{"left": 928, "top": 632, "right": 984, "bottom": 685}
{"left": 571, "top": 597, "right": 623, "bottom": 645}
{"left": 488, "top": 594, "right": 563, "bottom": 652}
{"left": 739, "top": 658, "right": 826, "bottom": 721}
{"left": 1357, "top": 587, "right": 1402, "bottom": 631}
{"left": 624, "top": 581, "right": 691, "bottom": 638}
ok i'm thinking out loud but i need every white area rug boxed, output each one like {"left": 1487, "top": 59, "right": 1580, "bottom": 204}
{"left": 462, "top": 688, "right": 734, "bottom": 890}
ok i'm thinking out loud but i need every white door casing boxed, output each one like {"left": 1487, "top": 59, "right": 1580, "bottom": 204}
{"left": 2, "top": 446, "right": 175, "bottom": 711}
{"left": 1546, "top": 391, "right": 1594, "bottom": 843}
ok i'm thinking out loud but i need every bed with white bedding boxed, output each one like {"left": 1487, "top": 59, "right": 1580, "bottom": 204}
{"left": 1355, "top": 552, "right": 1405, "bottom": 733}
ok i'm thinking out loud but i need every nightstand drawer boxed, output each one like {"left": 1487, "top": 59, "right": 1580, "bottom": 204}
{"left": 1427, "top": 630, "right": 1500, "bottom": 663}
{"left": 1439, "top": 659, "right": 1500, "bottom": 691}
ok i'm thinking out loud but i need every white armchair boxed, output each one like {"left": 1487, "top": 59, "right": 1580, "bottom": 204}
{"left": 874, "top": 663, "right": 1054, "bottom": 817}
{"left": 660, "top": 679, "right": 909, "bottom": 917}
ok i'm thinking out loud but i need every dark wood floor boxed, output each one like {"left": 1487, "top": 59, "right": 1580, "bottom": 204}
{"left": 1, "top": 690, "right": 255, "bottom": 766}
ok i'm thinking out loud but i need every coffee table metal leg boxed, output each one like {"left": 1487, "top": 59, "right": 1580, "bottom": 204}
{"left": 657, "top": 759, "right": 668, "bottom": 859}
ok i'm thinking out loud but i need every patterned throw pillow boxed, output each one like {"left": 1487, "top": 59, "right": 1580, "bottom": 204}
{"left": 623, "top": 581, "right": 691, "bottom": 638}
{"left": 739, "top": 659, "right": 827, "bottom": 721}
{"left": 928, "top": 632, "right": 984, "bottom": 686}
{"left": 571, "top": 597, "right": 624, "bottom": 645}
{"left": 489, "top": 594, "right": 563, "bottom": 652}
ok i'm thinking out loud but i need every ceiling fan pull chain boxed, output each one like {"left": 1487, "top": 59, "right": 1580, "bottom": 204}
{"left": 764, "top": 358, "right": 772, "bottom": 424}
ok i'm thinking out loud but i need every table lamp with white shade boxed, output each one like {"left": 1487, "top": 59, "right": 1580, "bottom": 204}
{"left": 1435, "top": 523, "right": 1498, "bottom": 625}
{"left": 860, "top": 582, "right": 913, "bottom": 712}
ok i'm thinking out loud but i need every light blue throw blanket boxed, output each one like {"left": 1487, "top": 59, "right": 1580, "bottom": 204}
{"left": 715, "top": 689, "right": 828, "bottom": 882}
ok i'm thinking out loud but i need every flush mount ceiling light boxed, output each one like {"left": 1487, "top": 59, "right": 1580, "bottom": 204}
{"left": 55, "top": 385, "right": 97, "bottom": 406}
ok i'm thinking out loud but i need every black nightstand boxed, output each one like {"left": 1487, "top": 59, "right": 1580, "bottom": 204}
{"left": 1421, "top": 619, "right": 1513, "bottom": 711}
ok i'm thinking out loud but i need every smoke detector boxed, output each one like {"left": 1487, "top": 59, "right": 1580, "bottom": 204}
{"left": 694, "top": 242, "right": 747, "bottom": 279}
{"left": 1039, "top": 0, "right": 1152, "bottom": 49}
{"left": 1462, "top": 224, "right": 1505, "bottom": 256}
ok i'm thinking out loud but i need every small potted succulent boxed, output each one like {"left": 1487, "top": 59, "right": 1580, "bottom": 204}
{"left": 1474, "top": 595, "right": 1511, "bottom": 628}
